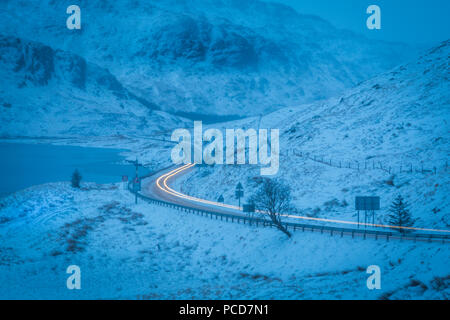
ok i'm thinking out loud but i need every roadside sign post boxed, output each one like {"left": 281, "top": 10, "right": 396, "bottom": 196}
{"left": 355, "top": 196, "right": 380, "bottom": 228}
{"left": 235, "top": 183, "right": 244, "bottom": 209}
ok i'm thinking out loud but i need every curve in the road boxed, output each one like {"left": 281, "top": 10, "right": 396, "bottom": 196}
{"left": 150, "top": 164, "right": 450, "bottom": 235}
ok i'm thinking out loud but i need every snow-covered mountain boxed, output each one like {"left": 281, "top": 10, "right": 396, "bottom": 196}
{"left": 174, "top": 40, "right": 450, "bottom": 229}
{"left": 0, "top": 35, "right": 188, "bottom": 137}
{"left": 276, "top": 40, "right": 449, "bottom": 166}
{"left": 0, "top": 0, "right": 416, "bottom": 117}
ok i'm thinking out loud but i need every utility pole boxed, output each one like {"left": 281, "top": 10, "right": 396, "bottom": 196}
{"left": 134, "top": 177, "right": 139, "bottom": 204}
{"left": 134, "top": 158, "right": 139, "bottom": 204}
{"left": 134, "top": 158, "right": 139, "bottom": 177}
{"left": 127, "top": 158, "right": 143, "bottom": 204}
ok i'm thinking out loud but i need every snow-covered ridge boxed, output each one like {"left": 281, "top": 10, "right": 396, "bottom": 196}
{"left": 0, "top": 35, "right": 188, "bottom": 137}
{"left": 0, "top": 0, "right": 417, "bottom": 116}
{"left": 277, "top": 39, "right": 450, "bottom": 165}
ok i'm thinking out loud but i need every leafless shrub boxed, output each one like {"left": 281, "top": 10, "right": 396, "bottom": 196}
{"left": 430, "top": 275, "right": 450, "bottom": 291}
{"left": 250, "top": 178, "right": 293, "bottom": 238}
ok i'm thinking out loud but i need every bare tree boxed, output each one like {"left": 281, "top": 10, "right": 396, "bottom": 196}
{"left": 71, "top": 169, "right": 82, "bottom": 188}
{"left": 251, "top": 178, "right": 293, "bottom": 237}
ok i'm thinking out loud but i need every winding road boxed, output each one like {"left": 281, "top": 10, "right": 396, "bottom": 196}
{"left": 138, "top": 163, "right": 450, "bottom": 242}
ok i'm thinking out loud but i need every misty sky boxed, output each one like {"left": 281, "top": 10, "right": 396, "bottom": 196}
{"left": 269, "top": 0, "right": 450, "bottom": 45}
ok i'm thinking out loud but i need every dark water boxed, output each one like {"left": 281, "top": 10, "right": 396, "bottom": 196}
{"left": 0, "top": 142, "right": 150, "bottom": 197}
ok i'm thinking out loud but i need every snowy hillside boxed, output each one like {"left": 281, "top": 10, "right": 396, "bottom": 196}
{"left": 173, "top": 40, "right": 450, "bottom": 230}
{"left": 0, "top": 0, "right": 416, "bottom": 116}
{"left": 0, "top": 35, "right": 188, "bottom": 137}
{"left": 0, "top": 182, "right": 448, "bottom": 299}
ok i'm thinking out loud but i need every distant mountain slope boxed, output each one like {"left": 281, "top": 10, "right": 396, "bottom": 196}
{"left": 0, "top": 0, "right": 416, "bottom": 116}
{"left": 174, "top": 40, "right": 450, "bottom": 229}
{"left": 275, "top": 40, "right": 450, "bottom": 165}
{"left": 0, "top": 35, "right": 187, "bottom": 137}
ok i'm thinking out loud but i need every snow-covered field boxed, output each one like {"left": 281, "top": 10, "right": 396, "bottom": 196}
{"left": 0, "top": 182, "right": 448, "bottom": 299}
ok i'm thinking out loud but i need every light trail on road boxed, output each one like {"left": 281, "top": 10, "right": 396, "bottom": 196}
{"left": 154, "top": 164, "right": 450, "bottom": 234}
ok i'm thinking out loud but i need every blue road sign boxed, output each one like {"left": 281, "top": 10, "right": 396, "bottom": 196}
{"left": 355, "top": 196, "right": 380, "bottom": 211}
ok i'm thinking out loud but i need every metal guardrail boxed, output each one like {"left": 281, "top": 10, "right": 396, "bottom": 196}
{"left": 128, "top": 176, "right": 450, "bottom": 244}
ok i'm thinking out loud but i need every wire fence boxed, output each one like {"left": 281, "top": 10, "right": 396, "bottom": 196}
{"left": 282, "top": 149, "right": 449, "bottom": 175}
